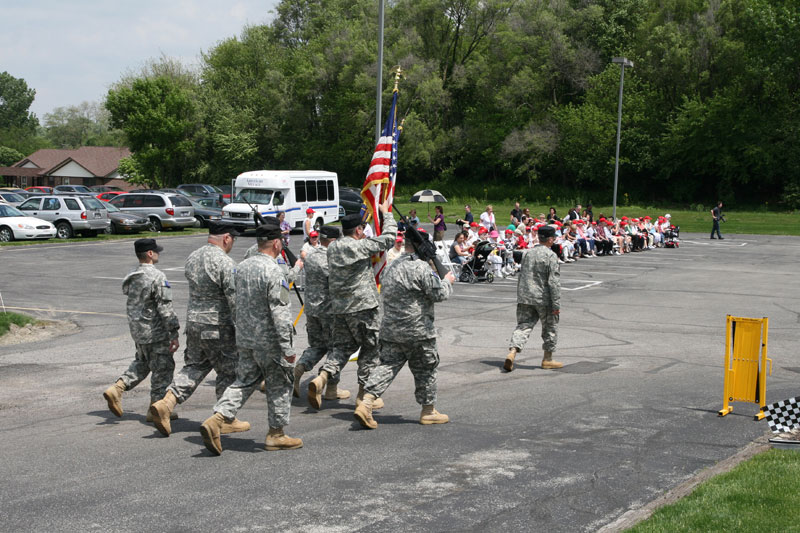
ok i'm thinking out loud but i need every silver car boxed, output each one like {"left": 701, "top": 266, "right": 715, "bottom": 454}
{"left": 17, "top": 195, "right": 110, "bottom": 239}
{"left": 109, "top": 192, "right": 195, "bottom": 232}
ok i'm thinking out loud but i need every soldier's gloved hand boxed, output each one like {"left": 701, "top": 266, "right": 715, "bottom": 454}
{"left": 169, "top": 338, "right": 180, "bottom": 353}
{"left": 444, "top": 271, "right": 455, "bottom": 284}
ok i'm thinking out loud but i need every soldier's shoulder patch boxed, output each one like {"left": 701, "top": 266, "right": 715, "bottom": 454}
{"left": 164, "top": 280, "right": 171, "bottom": 288}
{"left": 277, "top": 258, "right": 287, "bottom": 265}
{"left": 281, "top": 279, "right": 290, "bottom": 290}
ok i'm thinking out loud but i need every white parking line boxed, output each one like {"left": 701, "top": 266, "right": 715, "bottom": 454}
{"left": 2, "top": 305, "right": 126, "bottom": 318}
{"left": 562, "top": 280, "right": 603, "bottom": 291}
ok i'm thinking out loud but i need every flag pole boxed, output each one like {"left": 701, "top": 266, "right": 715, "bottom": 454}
{"left": 375, "top": 0, "right": 385, "bottom": 145}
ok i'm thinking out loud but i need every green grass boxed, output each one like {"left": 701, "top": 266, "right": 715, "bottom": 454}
{"left": 392, "top": 197, "right": 800, "bottom": 235}
{"left": 628, "top": 449, "right": 800, "bottom": 532}
{"left": 0, "top": 311, "right": 38, "bottom": 336}
{"left": 0, "top": 227, "right": 208, "bottom": 246}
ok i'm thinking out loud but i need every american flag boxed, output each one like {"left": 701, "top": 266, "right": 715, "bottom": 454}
{"left": 361, "top": 89, "right": 401, "bottom": 283}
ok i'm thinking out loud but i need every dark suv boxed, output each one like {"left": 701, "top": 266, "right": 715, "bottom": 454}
{"left": 177, "top": 184, "right": 224, "bottom": 204}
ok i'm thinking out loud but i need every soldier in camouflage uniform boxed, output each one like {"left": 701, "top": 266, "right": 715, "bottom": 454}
{"left": 199, "top": 222, "right": 303, "bottom": 455}
{"left": 149, "top": 222, "right": 251, "bottom": 437}
{"left": 504, "top": 225, "right": 563, "bottom": 372}
{"left": 307, "top": 200, "right": 397, "bottom": 410}
{"left": 354, "top": 238, "right": 455, "bottom": 429}
{"left": 103, "top": 239, "right": 180, "bottom": 419}
{"left": 293, "top": 226, "right": 351, "bottom": 402}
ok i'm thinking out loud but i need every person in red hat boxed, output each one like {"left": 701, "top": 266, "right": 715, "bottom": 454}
{"left": 303, "top": 208, "right": 315, "bottom": 241}
{"left": 386, "top": 233, "right": 405, "bottom": 264}
{"left": 301, "top": 229, "right": 321, "bottom": 257}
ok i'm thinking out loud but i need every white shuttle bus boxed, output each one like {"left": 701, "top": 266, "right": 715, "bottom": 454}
{"left": 222, "top": 170, "right": 340, "bottom": 231}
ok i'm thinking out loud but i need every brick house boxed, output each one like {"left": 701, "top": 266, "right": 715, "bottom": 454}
{"left": 0, "top": 146, "right": 133, "bottom": 190}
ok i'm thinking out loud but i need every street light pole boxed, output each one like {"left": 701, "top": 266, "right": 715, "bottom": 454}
{"left": 375, "top": 0, "right": 385, "bottom": 145}
{"left": 611, "top": 57, "right": 633, "bottom": 221}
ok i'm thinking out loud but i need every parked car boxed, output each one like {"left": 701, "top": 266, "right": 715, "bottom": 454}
{"left": 100, "top": 201, "right": 150, "bottom": 234}
{"left": 0, "top": 191, "right": 26, "bottom": 207}
{"left": 108, "top": 192, "right": 195, "bottom": 232}
{"left": 89, "top": 186, "right": 124, "bottom": 193}
{"left": 25, "top": 186, "right": 53, "bottom": 194}
{"left": 0, "top": 203, "right": 56, "bottom": 242}
{"left": 4, "top": 188, "right": 46, "bottom": 199}
{"left": 96, "top": 191, "right": 127, "bottom": 202}
{"left": 54, "top": 185, "right": 93, "bottom": 195}
{"left": 17, "top": 195, "right": 110, "bottom": 239}
{"left": 178, "top": 184, "right": 224, "bottom": 204}
{"left": 189, "top": 199, "right": 223, "bottom": 228}
{"left": 218, "top": 184, "right": 232, "bottom": 204}
{"left": 338, "top": 186, "right": 364, "bottom": 218}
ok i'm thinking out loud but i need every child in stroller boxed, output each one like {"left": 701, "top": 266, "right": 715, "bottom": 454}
{"left": 459, "top": 240, "right": 497, "bottom": 283}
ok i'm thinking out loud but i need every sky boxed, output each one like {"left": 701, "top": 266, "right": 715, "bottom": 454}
{"left": 0, "top": 0, "right": 281, "bottom": 120}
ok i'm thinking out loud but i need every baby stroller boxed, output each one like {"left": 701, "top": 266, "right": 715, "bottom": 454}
{"left": 664, "top": 225, "right": 680, "bottom": 248}
{"left": 459, "top": 241, "right": 496, "bottom": 283}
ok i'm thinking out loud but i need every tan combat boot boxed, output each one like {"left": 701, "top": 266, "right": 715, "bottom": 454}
{"left": 221, "top": 418, "right": 251, "bottom": 434}
{"left": 324, "top": 382, "right": 351, "bottom": 401}
{"left": 504, "top": 348, "right": 518, "bottom": 372}
{"left": 293, "top": 365, "right": 306, "bottom": 398}
{"left": 149, "top": 390, "right": 179, "bottom": 436}
{"left": 103, "top": 379, "right": 126, "bottom": 417}
{"left": 541, "top": 351, "right": 563, "bottom": 370}
{"left": 353, "top": 393, "right": 378, "bottom": 429}
{"left": 199, "top": 412, "right": 226, "bottom": 456}
{"left": 307, "top": 371, "right": 329, "bottom": 410}
{"left": 265, "top": 427, "right": 303, "bottom": 451}
{"left": 420, "top": 405, "right": 449, "bottom": 425}
{"left": 356, "top": 385, "right": 384, "bottom": 409}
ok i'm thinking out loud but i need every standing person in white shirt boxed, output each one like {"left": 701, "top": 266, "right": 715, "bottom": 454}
{"left": 303, "top": 208, "right": 315, "bottom": 240}
{"left": 480, "top": 205, "right": 496, "bottom": 232}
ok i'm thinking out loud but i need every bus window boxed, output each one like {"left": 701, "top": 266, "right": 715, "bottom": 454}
{"left": 317, "top": 180, "right": 328, "bottom": 201}
{"left": 306, "top": 180, "right": 318, "bottom": 201}
{"left": 234, "top": 189, "right": 273, "bottom": 204}
{"left": 295, "top": 181, "right": 306, "bottom": 202}
{"left": 273, "top": 191, "right": 285, "bottom": 206}
{"left": 327, "top": 180, "right": 335, "bottom": 200}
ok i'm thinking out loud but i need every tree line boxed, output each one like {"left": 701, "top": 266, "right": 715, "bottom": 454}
{"left": 2, "top": 0, "right": 798, "bottom": 208}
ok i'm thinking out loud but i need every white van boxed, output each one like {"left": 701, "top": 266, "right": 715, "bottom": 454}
{"left": 222, "top": 170, "right": 340, "bottom": 230}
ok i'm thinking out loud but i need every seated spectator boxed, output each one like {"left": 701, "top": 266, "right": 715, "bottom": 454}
{"left": 465, "top": 221, "right": 479, "bottom": 246}
{"left": 510, "top": 202, "right": 522, "bottom": 226}
{"left": 386, "top": 235, "right": 404, "bottom": 264}
{"left": 548, "top": 206, "right": 558, "bottom": 221}
{"left": 301, "top": 230, "right": 321, "bottom": 257}
{"left": 449, "top": 231, "right": 472, "bottom": 264}
{"left": 455, "top": 204, "right": 474, "bottom": 228}
{"left": 486, "top": 230, "right": 504, "bottom": 277}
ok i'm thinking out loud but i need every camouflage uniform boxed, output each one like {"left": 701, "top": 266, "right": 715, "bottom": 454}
{"left": 213, "top": 253, "right": 296, "bottom": 429}
{"left": 167, "top": 244, "right": 237, "bottom": 403}
{"left": 297, "top": 246, "right": 336, "bottom": 381}
{"left": 320, "top": 213, "right": 397, "bottom": 386}
{"left": 118, "top": 264, "right": 180, "bottom": 402}
{"left": 510, "top": 244, "right": 560, "bottom": 352}
{"left": 244, "top": 243, "right": 301, "bottom": 284}
{"left": 364, "top": 254, "right": 453, "bottom": 404}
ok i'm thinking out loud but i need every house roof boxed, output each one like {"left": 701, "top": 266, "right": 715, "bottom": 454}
{"left": 14, "top": 146, "right": 131, "bottom": 177}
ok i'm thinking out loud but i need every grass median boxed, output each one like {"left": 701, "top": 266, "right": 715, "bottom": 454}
{"left": 629, "top": 448, "right": 800, "bottom": 532}
{"left": 0, "top": 311, "right": 39, "bottom": 336}
{"left": 391, "top": 198, "right": 800, "bottom": 236}
{"left": 0, "top": 227, "right": 208, "bottom": 247}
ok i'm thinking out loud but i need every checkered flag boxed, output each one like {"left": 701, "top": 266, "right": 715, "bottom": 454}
{"left": 764, "top": 397, "right": 800, "bottom": 434}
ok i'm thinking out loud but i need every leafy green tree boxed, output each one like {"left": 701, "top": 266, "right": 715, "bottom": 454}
{"left": 0, "top": 72, "right": 38, "bottom": 131}
{"left": 44, "top": 101, "right": 125, "bottom": 148}
{"left": 0, "top": 146, "right": 24, "bottom": 166}
{"left": 106, "top": 76, "right": 200, "bottom": 187}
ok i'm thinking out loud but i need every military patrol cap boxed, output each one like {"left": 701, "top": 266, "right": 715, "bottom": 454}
{"left": 319, "top": 225, "right": 341, "bottom": 239}
{"left": 537, "top": 226, "right": 556, "bottom": 240}
{"left": 255, "top": 223, "right": 282, "bottom": 240}
{"left": 134, "top": 238, "right": 163, "bottom": 254}
{"left": 341, "top": 213, "right": 364, "bottom": 231}
{"left": 208, "top": 221, "right": 241, "bottom": 236}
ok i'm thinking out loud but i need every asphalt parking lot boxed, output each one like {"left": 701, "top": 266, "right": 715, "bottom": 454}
{"left": 1, "top": 230, "right": 799, "bottom": 532}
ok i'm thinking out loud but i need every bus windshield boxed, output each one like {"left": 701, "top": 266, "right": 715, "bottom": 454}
{"left": 234, "top": 189, "right": 273, "bottom": 205}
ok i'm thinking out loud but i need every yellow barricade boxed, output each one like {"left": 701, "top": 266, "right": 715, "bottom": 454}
{"left": 718, "top": 315, "right": 772, "bottom": 420}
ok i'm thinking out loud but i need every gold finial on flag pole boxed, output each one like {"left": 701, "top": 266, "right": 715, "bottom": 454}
{"left": 393, "top": 66, "right": 403, "bottom": 92}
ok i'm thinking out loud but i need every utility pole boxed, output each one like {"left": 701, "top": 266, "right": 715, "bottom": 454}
{"left": 611, "top": 57, "right": 633, "bottom": 221}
